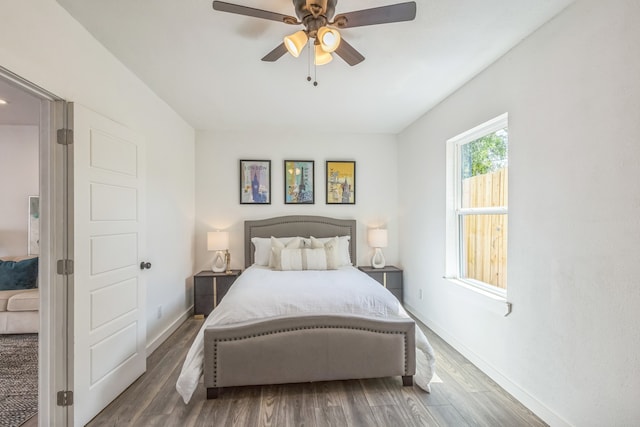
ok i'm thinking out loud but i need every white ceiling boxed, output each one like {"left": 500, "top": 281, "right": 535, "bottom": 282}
{"left": 54, "top": 0, "right": 573, "bottom": 134}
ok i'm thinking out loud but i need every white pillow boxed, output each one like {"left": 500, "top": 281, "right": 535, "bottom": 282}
{"left": 278, "top": 248, "right": 303, "bottom": 271}
{"left": 310, "top": 236, "right": 340, "bottom": 270}
{"left": 303, "top": 248, "right": 328, "bottom": 270}
{"left": 311, "top": 236, "right": 351, "bottom": 266}
{"left": 251, "top": 236, "right": 303, "bottom": 266}
{"left": 276, "top": 248, "right": 329, "bottom": 271}
{"left": 270, "top": 236, "right": 304, "bottom": 269}
{"left": 250, "top": 237, "right": 272, "bottom": 266}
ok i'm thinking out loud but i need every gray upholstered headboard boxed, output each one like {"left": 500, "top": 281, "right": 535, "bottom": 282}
{"left": 244, "top": 216, "right": 356, "bottom": 268}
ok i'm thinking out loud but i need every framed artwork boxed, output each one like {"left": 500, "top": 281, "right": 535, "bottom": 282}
{"left": 28, "top": 196, "right": 40, "bottom": 255}
{"left": 284, "top": 160, "right": 315, "bottom": 204}
{"left": 240, "top": 160, "right": 271, "bottom": 204}
{"left": 326, "top": 161, "right": 356, "bottom": 204}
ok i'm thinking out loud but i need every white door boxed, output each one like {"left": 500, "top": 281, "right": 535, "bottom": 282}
{"left": 71, "top": 103, "right": 146, "bottom": 426}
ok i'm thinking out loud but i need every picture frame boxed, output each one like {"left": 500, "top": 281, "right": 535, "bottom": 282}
{"left": 284, "top": 160, "right": 315, "bottom": 204}
{"left": 240, "top": 160, "right": 271, "bottom": 204}
{"left": 326, "top": 161, "right": 356, "bottom": 204}
{"left": 28, "top": 195, "right": 39, "bottom": 255}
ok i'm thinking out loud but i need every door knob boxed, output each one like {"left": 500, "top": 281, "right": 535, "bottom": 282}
{"left": 140, "top": 262, "right": 152, "bottom": 270}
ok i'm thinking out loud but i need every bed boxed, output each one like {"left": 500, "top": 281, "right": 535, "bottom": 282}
{"left": 176, "top": 215, "right": 435, "bottom": 403}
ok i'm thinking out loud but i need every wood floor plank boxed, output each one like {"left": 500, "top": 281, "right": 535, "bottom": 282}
{"left": 87, "top": 317, "right": 548, "bottom": 427}
{"left": 399, "top": 385, "right": 446, "bottom": 426}
{"left": 432, "top": 344, "right": 491, "bottom": 393}
{"left": 301, "top": 382, "right": 322, "bottom": 427}
{"left": 370, "top": 404, "right": 421, "bottom": 427}
{"left": 315, "top": 406, "right": 347, "bottom": 427}
{"left": 428, "top": 404, "right": 471, "bottom": 427}
{"left": 361, "top": 376, "right": 401, "bottom": 407}
{"left": 413, "top": 378, "right": 452, "bottom": 407}
{"left": 192, "top": 390, "right": 233, "bottom": 427}
{"left": 275, "top": 382, "right": 314, "bottom": 427}
{"left": 227, "top": 386, "right": 263, "bottom": 426}
{"left": 318, "top": 380, "right": 342, "bottom": 408}
{"left": 257, "top": 384, "right": 282, "bottom": 426}
{"left": 337, "top": 380, "right": 378, "bottom": 427}
{"left": 165, "top": 397, "right": 203, "bottom": 427}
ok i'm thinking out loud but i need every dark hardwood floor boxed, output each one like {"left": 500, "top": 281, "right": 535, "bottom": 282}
{"left": 86, "top": 316, "right": 547, "bottom": 426}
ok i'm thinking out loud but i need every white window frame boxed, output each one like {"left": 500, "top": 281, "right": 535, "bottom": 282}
{"left": 445, "top": 113, "right": 508, "bottom": 298}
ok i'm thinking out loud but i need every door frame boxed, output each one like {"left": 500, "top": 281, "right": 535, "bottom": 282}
{"left": 0, "top": 66, "right": 70, "bottom": 426}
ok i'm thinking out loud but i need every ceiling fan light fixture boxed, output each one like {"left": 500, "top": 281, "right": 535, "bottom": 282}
{"left": 317, "top": 26, "right": 341, "bottom": 52}
{"left": 314, "top": 44, "right": 333, "bottom": 65}
{"left": 284, "top": 30, "right": 308, "bottom": 57}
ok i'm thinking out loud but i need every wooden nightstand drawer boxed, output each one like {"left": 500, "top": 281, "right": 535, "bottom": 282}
{"left": 193, "top": 270, "right": 241, "bottom": 316}
{"left": 358, "top": 266, "right": 403, "bottom": 302}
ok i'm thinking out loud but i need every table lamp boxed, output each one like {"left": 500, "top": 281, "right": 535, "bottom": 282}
{"left": 207, "top": 231, "right": 229, "bottom": 273}
{"left": 368, "top": 228, "right": 388, "bottom": 269}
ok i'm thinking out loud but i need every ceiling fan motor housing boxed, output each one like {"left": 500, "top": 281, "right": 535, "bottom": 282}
{"left": 303, "top": 15, "right": 328, "bottom": 38}
{"left": 294, "top": 0, "right": 336, "bottom": 20}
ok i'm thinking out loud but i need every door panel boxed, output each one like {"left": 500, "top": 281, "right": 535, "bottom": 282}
{"left": 72, "top": 103, "right": 146, "bottom": 426}
{"left": 90, "top": 233, "right": 138, "bottom": 274}
{"left": 91, "top": 183, "right": 138, "bottom": 221}
{"left": 90, "top": 278, "right": 138, "bottom": 329}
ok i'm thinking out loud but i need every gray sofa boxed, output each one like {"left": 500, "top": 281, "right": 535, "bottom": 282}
{"left": 0, "top": 256, "right": 39, "bottom": 334}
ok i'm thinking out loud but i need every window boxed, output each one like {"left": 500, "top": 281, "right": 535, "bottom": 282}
{"left": 446, "top": 113, "right": 508, "bottom": 296}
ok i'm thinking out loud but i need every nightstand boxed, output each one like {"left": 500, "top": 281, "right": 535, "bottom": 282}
{"left": 358, "top": 266, "right": 403, "bottom": 302}
{"left": 193, "top": 270, "right": 241, "bottom": 317}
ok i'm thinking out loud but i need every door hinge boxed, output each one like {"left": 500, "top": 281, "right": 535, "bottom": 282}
{"left": 57, "top": 259, "right": 74, "bottom": 275}
{"left": 57, "top": 390, "right": 73, "bottom": 406}
{"left": 57, "top": 128, "right": 73, "bottom": 145}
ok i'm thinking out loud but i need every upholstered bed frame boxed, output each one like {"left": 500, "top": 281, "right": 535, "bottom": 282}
{"left": 203, "top": 215, "right": 416, "bottom": 398}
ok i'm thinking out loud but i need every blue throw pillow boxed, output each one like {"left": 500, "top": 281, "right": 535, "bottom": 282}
{"left": 0, "top": 257, "right": 39, "bottom": 290}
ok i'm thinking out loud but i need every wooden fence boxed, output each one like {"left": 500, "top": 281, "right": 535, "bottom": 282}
{"left": 461, "top": 167, "right": 508, "bottom": 289}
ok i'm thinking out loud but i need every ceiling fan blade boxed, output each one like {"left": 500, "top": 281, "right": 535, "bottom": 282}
{"left": 212, "top": 1, "right": 298, "bottom": 24}
{"left": 334, "top": 38, "right": 365, "bottom": 66}
{"left": 262, "top": 43, "right": 288, "bottom": 62}
{"left": 332, "top": 1, "right": 416, "bottom": 28}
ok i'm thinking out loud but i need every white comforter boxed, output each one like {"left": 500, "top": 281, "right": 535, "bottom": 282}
{"left": 176, "top": 265, "right": 436, "bottom": 404}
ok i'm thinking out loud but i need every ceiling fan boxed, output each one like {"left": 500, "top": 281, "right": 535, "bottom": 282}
{"left": 212, "top": 0, "right": 417, "bottom": 67}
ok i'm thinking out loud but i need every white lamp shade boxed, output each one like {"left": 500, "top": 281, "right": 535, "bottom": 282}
{"left": 318, "top": 26, "right": 341, "bottom": 53}
{"left": 368, "top": 229, "right": 388, "bottom": 248}
{"left": 207, "top": 231, "right": 229, "bottom": 251}
{"left": 284, "top": 31, "right": 308, "bottom": 58}
{"left": 314, "top": 44, "right": 333, "bottom": 65}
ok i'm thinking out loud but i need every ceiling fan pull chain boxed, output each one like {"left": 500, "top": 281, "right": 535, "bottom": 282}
{"left": 307, "top": 42, "right": 312, "bottom": 83}
{"left": 314, "top": 62, "right": 318, "bottom": 87}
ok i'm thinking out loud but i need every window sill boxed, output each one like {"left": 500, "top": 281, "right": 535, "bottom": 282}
{"left": 444, "top": 277, "right": 512, "bottom": 316}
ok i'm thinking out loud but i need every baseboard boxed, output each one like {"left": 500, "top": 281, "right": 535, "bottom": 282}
{"left": 145, "top": 305, "right": 193, "bottom": 356}
{"left": 404, "top": 304, "right": 571, "bottom": 427}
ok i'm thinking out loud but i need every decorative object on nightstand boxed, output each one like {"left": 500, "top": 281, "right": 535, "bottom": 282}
{"left": 207, "top": 231, "right": 229, "bottom": 273}
{"left": 194, "top": 270, "right": 242, "bottom": 317}
{"left": 368, "top": 228, "right": 388, "bottom": 268}
{"left": 224, "top": 250, "right": 232, "bottom": 275}
{"left": 358, "top": 265, "right": 403, "bottom": 302}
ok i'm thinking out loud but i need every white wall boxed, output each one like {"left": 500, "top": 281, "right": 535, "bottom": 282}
{"left": 398, "top": 1, "right": 640, "bottom": 426}
{"left": 0, "top": 125, "right": 38, "bottom": 257}
{"left": 0, "top": 0, "right": 196, "bottom": 349}
{"left": 195, "top": 130, "right": 399, "bottom": 274}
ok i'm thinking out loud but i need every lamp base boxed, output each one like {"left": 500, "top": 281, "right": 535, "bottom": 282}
{"left": 211, "top": 251, "right": 227, "bottom": 273}
{"left": 224, "top": 250, "right": 232, "bottom": 275}
{"left": 371, "top": 248, "right": 386, "bottom": 269}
